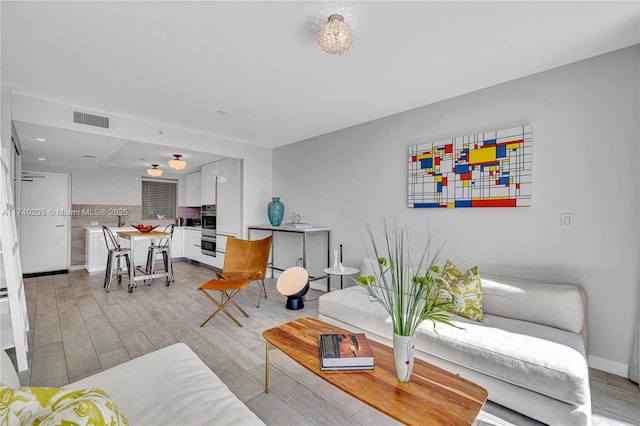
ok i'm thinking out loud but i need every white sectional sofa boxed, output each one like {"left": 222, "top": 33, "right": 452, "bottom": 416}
{"left": 1, "top": 343, "right": 265, "bottom": 425}
{"left": 319, "top": 260, "right": 591, "bottom": 425}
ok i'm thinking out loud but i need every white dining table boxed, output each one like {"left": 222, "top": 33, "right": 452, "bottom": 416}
{"left": 116, "top": 230, "right": 173, "bottom": 293}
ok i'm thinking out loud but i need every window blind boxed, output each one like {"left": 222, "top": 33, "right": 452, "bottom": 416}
{"left": 142, "top": 178, "right": 177, "bottom": 220}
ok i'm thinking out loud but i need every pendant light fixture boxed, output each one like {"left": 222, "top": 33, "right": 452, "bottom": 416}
{"left": 168, "top": 154, "right": 187, "bottom": 170}
{"left": 147, "top": 164, "right": 162, "bottom": 177}
{"left": 317, "top": 14, "right": 354, "bottom": 55}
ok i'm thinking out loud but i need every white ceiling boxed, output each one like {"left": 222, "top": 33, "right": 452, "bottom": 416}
{"left": 12, "top": 120, "right": 225, "bottom": 174}
{"left": 2, "top": 1, "right": 639, "bottom": 169}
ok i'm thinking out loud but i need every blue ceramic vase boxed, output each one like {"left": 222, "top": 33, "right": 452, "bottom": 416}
{"left": 267, "top": 197, "right": 284, "bottom": 226}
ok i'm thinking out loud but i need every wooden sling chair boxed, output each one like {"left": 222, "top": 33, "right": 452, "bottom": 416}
{"left": 198, "top": 236, "right": 272, "bottom": 327}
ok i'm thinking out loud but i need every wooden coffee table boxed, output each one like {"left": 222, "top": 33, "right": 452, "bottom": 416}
{"left": 263, "top": 317, "right": 487, "bottom": 426}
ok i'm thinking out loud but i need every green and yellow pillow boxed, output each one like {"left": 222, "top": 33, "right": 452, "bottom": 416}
{"left": 441, "top": 260, "right": 484, "bottom": 322}
{"left": 0, "top": 384, "right": 128, "bottom": 426}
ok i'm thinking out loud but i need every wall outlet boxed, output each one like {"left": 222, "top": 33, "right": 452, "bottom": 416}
{"left": 91, "top": 221, "right": 99, "bottom": 226}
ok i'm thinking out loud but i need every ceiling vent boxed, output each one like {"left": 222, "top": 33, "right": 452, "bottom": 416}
{"left": 72, "top": 110, "right": 111, "bottom": 129}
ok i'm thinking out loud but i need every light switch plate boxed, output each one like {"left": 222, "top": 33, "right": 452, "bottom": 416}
{"left": 561, "top": 213, "right": 573, "bottom": 228}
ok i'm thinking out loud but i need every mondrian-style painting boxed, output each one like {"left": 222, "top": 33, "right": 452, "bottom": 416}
{"left": 408, "top": 125, "right": 532, "bottom": 208}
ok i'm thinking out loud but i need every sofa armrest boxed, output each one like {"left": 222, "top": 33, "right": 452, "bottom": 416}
{"left": 1, "top": 350, "right": 21, "bottom": 387}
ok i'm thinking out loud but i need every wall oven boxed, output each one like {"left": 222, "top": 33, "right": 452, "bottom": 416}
{"left": 201, "top": 204, "right": 216, "bottom": 257}
{"left": 201, "top": 235, "right": 216, "bottom": 257}
{"left": 201, "top": 204, "right": 216, "bottom": 231}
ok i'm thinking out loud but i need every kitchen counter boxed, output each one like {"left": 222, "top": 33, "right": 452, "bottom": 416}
{"left": 85, "top": 225, "right": 201, "bottom": 232}
{"left": 85, "top": 225, "right": 191, "bottom": 273}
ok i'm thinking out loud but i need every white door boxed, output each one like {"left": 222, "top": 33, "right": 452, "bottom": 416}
{"left": 20, "top": 171, "right": 70, "bottom": 274}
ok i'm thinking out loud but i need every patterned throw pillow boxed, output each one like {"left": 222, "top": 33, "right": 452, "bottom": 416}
{"left": 0, "top": 384, "right": 128, "bottom": 426}
{"left": 441, "top": 260, "right": 484, "bottom": 322}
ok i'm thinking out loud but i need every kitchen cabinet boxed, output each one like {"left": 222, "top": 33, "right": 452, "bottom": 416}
{"left": 86, "top": 228, "right": 108, "bottom": 272}
{"left": 183, "top": 228, "right": 202, "bottom": 261}
{"left": 186, "top": 171, "right": 202, "bottom": 207}
{"left": 183, "top": 227, "right": 219, "bottom": 267}
{"left": 210, "top": 233, "right": 228, "bottom": 269}
{"left": 196, "top": 158, "right": 241, "bottom": 236}
{"left": 215, "top": 158, "right": 242, "bottom": 237}
{"left": 86, "top": 227, "right": 151, "bottom": 271}
{"left": 201, "top": 163, "right": 217, "bottom": 205}
{"left": 170, "top": 227, "right": 184, "bottom": 258}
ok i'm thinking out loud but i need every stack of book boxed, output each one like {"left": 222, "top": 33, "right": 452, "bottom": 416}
{"left": 283, "top": 223, "right": 313, "bottom": 228}
{"left": 318, "top": 333, "right": 375, "bottom": 371}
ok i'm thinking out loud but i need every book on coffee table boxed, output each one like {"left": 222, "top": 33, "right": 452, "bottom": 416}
{"left": 318, "top": 333, "right": 374, "bottom": 370}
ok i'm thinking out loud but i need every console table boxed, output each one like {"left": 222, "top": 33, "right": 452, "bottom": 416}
{"left": 248, "top": 225, "right": 331, "bottom": 291}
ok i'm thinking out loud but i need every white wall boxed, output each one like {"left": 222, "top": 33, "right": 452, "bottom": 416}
{"left": 1, "top": 86, "right": 11, "bottom": 154}
{"left": 273, "top": 45, "right": 640, "bottom": 376}
{"left": 20, "top": 163, "right": 184, "bottom": 206}
{"left": 11, "top": 94, "right": 272, "bottom": 237}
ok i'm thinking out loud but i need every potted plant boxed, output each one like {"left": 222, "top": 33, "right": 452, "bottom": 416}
{"left": 356, "top": 220, "right": 457, "bottom": 382}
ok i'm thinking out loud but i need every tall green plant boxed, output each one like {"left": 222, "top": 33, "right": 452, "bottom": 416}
{"left": 356, "top": 220, "right": 457, "bottom": 336}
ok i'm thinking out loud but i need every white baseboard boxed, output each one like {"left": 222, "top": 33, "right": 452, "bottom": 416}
{"left": 69, "top": 265, "right": 86, "bottom": 271}
{"left": 588, "top": 355, "right": 628, "bottom": 377}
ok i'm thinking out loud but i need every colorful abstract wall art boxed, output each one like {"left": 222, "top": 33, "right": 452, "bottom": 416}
{"left": 408, "top": 125, "right": 532, "bottom": 208}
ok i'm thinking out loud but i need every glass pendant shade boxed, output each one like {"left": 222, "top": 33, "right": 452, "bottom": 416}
{"left": 168, "top": 154, "right": 186, "bottom": 170}
{"left": 317, "top": 14, "right": 353, "bottom": 55}
{"left": 147, "top": 164, "right": 162, "bottom": 177}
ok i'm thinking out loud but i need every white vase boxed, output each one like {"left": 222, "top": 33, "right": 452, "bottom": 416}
{"left": 393, "top": 333, "right": 415, "bottom": 382}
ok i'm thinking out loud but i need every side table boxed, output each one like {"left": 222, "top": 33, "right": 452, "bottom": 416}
{"left": 323, "top": 266, "right": 359, "bottom": 290}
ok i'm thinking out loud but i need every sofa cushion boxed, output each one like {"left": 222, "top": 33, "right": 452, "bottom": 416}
{"left": 422, "top": 314, "right": 589, "bottom": 406}
{"left": 481, "top": 275, "right": 585, "bottom": 334}
{"left": 441, "top": 260, "right": 484, "bottom": 322}
{"left": 319, "top": 286, "right": 589, "bottom": 406}
{"left": 360, "top": 259, "right": 586, "bottom": 335}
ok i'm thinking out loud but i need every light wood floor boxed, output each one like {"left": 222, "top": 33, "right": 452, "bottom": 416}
{"left": 12, "top": 261, "right": 640, "bottom": 425}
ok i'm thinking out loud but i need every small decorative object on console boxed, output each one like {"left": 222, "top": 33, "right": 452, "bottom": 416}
{"left": 289, "top": 211, "right": 302, "bottom": 224}
{"left": 318, "top": 333, "right": 374, "bottom": 370}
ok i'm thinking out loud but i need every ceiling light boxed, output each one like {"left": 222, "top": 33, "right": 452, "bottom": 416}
{"left": 147, "top": 164, "right": 163, "bottom": 177}
{"left": 37, "top": 157, "right": 46, "bottom": 161}
{"left": 168, "top": 154, "right": 186, "bottom": 170}
{"left": 317, "top": 14, "right": 353, "bottom": 55}
{"left": 35, "top": 137, "right": 47, "bottom": 142}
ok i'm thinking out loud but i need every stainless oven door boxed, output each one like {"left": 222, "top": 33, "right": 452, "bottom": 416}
{"left": 201, "top": 204, "right": 216, "bottom": 230}
{"left": 202, "top": 214, "right": 216, "bottom": 230}
{"left": 201, "top": 235, "right": 216, "bottom": 257}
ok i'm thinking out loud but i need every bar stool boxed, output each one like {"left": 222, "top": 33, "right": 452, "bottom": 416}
{"left": 145, "top": 224, "right": 174, "bottom": 285}
{"left": 102, "top": 225, "right": 130, "bottom": 292}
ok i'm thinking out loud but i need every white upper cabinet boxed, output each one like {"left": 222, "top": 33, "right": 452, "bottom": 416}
{"left": 185, "top": 171, "right": 202, "bottom": 207}
{"left": 190, "top": 158, "right": 241, "bottom": 235}
{"left": 201, "top": 163, "right": 217, "bottom": 205}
